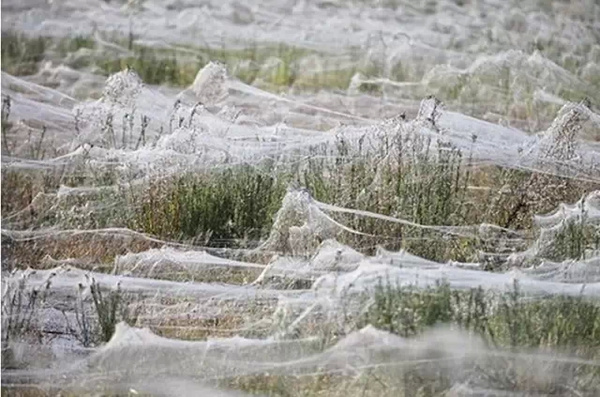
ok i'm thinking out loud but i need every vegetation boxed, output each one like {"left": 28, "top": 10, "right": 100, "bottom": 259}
{"left": 2, "top": 138, "right": 596, "bottom": 263}
{"left": 0, "top": 30, "right": 387, "bottom": 91}
{"left": 213, "top": 281, "right": 600, "bottom": 397}
{"left": 2, "top": 8, "right": 600, "bottom": 395}
{"left": 88, "top": 278, "right": 139, "bottom": 343}
{"left": 545, "top": 216, "right": 600, "bottom": 262}
{"left": 1, "top": 274, "right": 49, "bottom": 370}
{"left": 362, "top": 279, "right": 600, "bottom": 351}
{"left": 1, "top": 32, "right": 48, "bottom": 75}
{"left": 126, "top": 166, "right": 289, "bottom": 245}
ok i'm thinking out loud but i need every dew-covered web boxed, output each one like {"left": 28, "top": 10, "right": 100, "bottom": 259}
{"left": 2, "top": 0, "right": 600, "bottom": 395}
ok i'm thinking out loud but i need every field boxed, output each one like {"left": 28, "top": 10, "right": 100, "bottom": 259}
{"left": 1, "top": 0, "right": 600, "bottom": 396}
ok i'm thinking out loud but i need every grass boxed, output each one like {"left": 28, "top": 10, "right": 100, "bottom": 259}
{"left": 3, "top": 274, "right": 599, "bottom": 395}
{"left": 1, "top": 32, "right": 48, "bottom": 75}
{"left": 2, "top": 95, "right": 14, "bottom": 156}
{"left": 1, "top": 153, "right": 598, "bottom": 389}
{"left": 97, "top": 46, "right": 200, "bottom": 87}
{"left": 1, "top": 274, "right": 50, "bottom": 370}
{"left": 1, "top": 170, "right": 39, "bottom": 216}
{"left": 294, "top": 136, "right": 473, "bottom": 260}
{"left": 4, "top": 28, "right": 595, "bottom": 129}
{"left": 55, "top": 35, "right": 95, "bottom": 56}
{"left": 1, "top": 230, "right": 157, "bottom": 272}
{"left": 93, "top": 41, "right": 387, "bottom": 92}
{"left": 3, "top": 127, "right": 595, "bottom": 266}
{"left": 2, "top": 93, "right": 53, "bottom": 160}
{"left": 0, "top": 30, "right": 388, "bottom": 92}
{"left": 88, "top": 278, "right": 139, "bottom": 343}
{"left": 126, "top": 166, "right": 289, "bottom": 245}
{"left": 107, "top": 141, "right": 514, "bottom": 262}
{"left": 361, "top": 279, "right": 600, "bottom": 351}
{"left": 1, "top": 277, "right": 47, "bottom": 347}
{"left": 546, "top": 220, "right": 600, "bottom": 262}
{"left": 2, "top": 17, "right": 600, "bottom": 396}
{"left": 293, "top": 132, "right": 596, "bottom": 262}
{"left": 217, "top": 281, "right": 600, "bottom": 396}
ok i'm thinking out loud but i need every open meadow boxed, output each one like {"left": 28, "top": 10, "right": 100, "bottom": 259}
{"left": 2, "top": 0, "right": 600, "bottom": 396}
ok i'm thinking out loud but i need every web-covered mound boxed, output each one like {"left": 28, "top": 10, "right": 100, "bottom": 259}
{"left": 509, "top": 190, "right": 600, "bottom": 265}
{"left": 423, "top": 50, "right": 594, "bottom": 109}
{"left": 4, "top": 59, "right": 599, "bottom": 189}
{"left": 3, "top": 189, "right": 600, "bottom": 395}
{"left": 245, "top": 186, "right": 600, "bottom": 299}
{"left": 5, "top": 321, "right": 597, "bottom": 397}
{"left": 113, "top": 246, "right": 265, "bottom": 279}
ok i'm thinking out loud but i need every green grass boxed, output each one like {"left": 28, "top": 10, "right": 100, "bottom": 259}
{"left": 55, "top": 35, "right": 96, "bottom": 55}
{"left": 1, "top": 147, "right": 598, "bottom": 395}
{"left": 88, "top": 279, "right": 139, "bottom": 344}
{"left": 296, "top": 135, "right": 474, "bottom": 260}
{"left": 4, "top": 123, "right": 593, "bottom": 266}
{"left": 126, "top": 166, "right": 289, "bottom": 245}
{"left": 1, "top": 30, "right": 389, "bottom": 92}
{"left": 361, "top": 279, "right": 600, "bottom": 351}
{"left": 544, "top": 217, "right": 600, "bottom": 262}
{"left": 1, "top": 31, "right": 48, "bottom": 75}
{"left": 113, "top": 140, "right": 596, "bottom": 266}
{"left": 94, "top": 41, "right": 380, "bottom": 91}
{"left": 291, "top": 132, "right": 595, "bottom": 262}
{"left": 117, "top": 132, "right": 476, "bottom": 259}
{"left": 97, "top": 46, "right": 200, "bottom": 86}
{"left": 216, "top": 281, "right": 600, "bottom": 396}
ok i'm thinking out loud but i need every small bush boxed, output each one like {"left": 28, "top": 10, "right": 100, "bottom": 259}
{"left": 544, "top": 217, "right": 600, "bottom": 261}
{"left": 1, "top": 31, "right": 48, "bottom": 75}
{"left": 298, "top": 133, "right": 476, "bottom": 260}
{"left": 127, "top": 166, "right": 289, "bottom": 244}
{"left": 361, "top": 279, "right": 600, "bottom": 351}
{"left": 83, "top": 279, "right": 140, "bottom": 344}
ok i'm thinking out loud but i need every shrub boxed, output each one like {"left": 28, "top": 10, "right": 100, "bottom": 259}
{"left": 1, "top": 31, "right": 48, "bottom": 75}
{"left": 361, "top": 279, "right": 600, "bottom": 351}
{"left": 127, "top": 166, "right": 289, "bottom": 245}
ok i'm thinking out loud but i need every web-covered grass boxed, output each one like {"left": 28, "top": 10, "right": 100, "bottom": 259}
{"left": 2, "top": 0, "right": 600, "bottom": 396}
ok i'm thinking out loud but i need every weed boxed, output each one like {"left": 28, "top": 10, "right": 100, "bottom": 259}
{"left": 298, "top": 131, "right": 476, "bottom": 260}
{"left": 127, "top": 166, "right": 289, "bottom": 244}
{"left": 546, "top": 217, "right": 599, "bottom": 261}
{"left": 73, "top": 283, "right": 93, "bottom": 347}
{"left": 56, "top": 35, "right": 95, "bottom": 56}
{"left": 360, "top": 278, "right": 600, "bottom": 352}
{"left": 2, "top": 95, "right": 13, "bottom": 156}
{"left": 1, "top": 272, "right": 53, "bottom": 369}
{"left": 89, "top": 278, "right": 139, "bottom": 343}
{"left": 1, "top": 275, "right": 49, "bottom": 345}
{"left": 1, "top": 31, "right": 48, "bottom": 75}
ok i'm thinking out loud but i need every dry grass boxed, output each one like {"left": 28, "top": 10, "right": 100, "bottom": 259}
{"left": 2, "top": 234, "right": 157, "bottom": 272}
